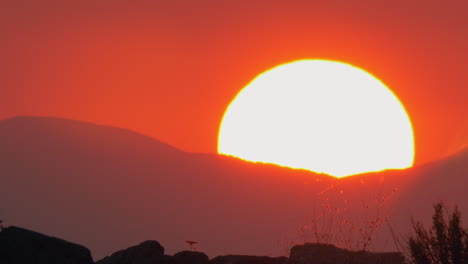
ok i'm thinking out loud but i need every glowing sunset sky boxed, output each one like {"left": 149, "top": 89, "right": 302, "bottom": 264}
{"left": 1, "top": 0, "right": 467, "bottom": 166}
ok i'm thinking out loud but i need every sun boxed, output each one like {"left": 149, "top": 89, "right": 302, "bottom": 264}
{"left": 218, "top": 59, "right": 415, "bottom": 178}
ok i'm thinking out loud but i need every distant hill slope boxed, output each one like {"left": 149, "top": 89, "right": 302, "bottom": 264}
{"left": 0, "top": 116, "right": 466, "bottom": 259}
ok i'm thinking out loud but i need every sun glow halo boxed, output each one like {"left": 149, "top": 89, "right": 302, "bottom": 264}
{"left": 218, "top": 60, "right": 415, "bottom": 178}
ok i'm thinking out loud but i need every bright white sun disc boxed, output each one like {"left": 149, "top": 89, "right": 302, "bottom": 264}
{"left": 218, "top": 60, "right": 415, "bottom": 178}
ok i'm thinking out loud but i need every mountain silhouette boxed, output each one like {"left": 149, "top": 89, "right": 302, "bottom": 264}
{"left": 0, "top": 116, "right": 466, "bottom": 259}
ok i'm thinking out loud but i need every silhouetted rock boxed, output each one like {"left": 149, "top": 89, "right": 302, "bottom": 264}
{"left": 0, "top": 226, "right": 93, "bottom": 264}
{"left": 173, "top": 251, "right": 209, "bottom": 264}
{"left": 288, "top": 243, "right": 405, "bottom": 264}
{"left": 210, "top": 255, "right": 288, "bottom": 264}
{"left": 96, "top": 240, "right": 166, "bottom": 264}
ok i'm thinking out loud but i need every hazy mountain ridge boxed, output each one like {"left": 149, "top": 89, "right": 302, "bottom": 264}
{"left": 0, "top": 116, "right": 466, "bottom": 259}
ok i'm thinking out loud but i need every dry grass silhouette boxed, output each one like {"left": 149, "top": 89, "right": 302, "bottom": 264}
{"left": 290, "top": 176, "right": 399, "bottom": 251}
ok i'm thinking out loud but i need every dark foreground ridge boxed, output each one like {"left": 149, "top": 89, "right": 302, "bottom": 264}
{"left": 0, "top": 226, "right": 93, "bottom": 264}
{"left": 0, "top": 226, "right": 405, "bottom": 264}
{"left": 289, "top": 243, "right": 405, "bottom": 264}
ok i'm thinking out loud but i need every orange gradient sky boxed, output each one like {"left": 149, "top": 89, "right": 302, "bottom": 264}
{"left": 1, "top": 0, "right": 467, "bottom": 166}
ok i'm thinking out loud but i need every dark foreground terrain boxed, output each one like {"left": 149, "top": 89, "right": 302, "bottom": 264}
{"left": 0, "top": 226, "right": 405, "bottom": 264}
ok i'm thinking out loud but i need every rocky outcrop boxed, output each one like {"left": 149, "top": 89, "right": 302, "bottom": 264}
{"left": 288, "top": 243, "right": 405, "bottom": 264}
{"left": 210, "top": 255, "right": 288, "bottom": 264}
{"left": 0, "top": 226, "right": 93, "bottom": 264}
{"left": 0, "top": 224, "right": 406, "bottom": 264}
{"left": 173, "top": 251, "right": 209, "bottom": 264}
{"left": 96, "top": 240, "right": 168, "bottom": 264}
{"left": 97, "top": 242, "right": 404, "bottom": 264}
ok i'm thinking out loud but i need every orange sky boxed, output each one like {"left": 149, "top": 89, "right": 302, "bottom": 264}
{"left": 2, "top": 0, "right": 467, "bottom": 166}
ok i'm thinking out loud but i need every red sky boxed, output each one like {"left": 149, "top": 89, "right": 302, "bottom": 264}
{"left": 2, "top": 0, "right": 467, "bottom": 166}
